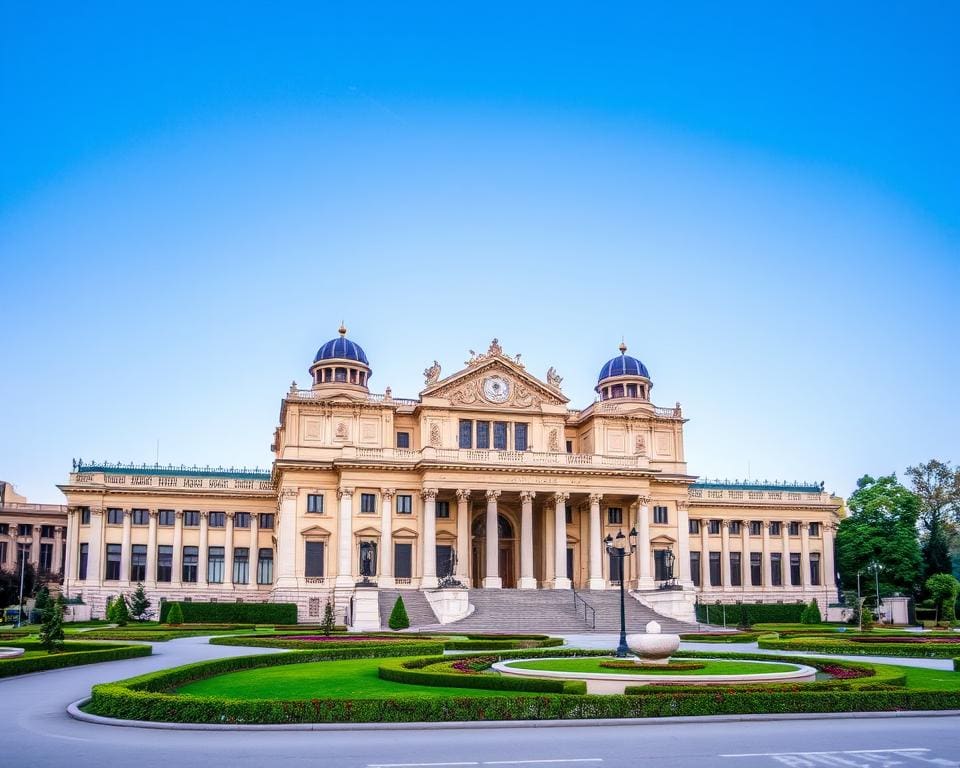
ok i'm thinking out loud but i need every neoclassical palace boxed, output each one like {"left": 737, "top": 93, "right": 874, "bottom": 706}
{"left": 59, "top": 330, "right": 842, "bottom": 623}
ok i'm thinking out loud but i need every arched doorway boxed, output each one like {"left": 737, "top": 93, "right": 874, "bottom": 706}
{"left": 471, "top": 513, "right": 517, "bottom": 588}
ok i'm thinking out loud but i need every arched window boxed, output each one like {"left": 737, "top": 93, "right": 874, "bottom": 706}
{"left": 611, "top": 384, "right": 624, "bottom": 398}
{"left": 335, "top": 367, "right": 347, "bottom": 382}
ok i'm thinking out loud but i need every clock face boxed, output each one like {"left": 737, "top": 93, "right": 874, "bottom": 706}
{"left": 482, "top": 376, "right": 510, "bottom": 403}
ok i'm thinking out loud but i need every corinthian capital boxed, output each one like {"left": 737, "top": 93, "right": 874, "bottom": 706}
{"left": 381, "top": 488, "right": 396, "bottom": 500}
{"left": 455, "top": 489, "right": 471, "bottom": 502}
{"left": 588, "top": 493, "right": 603, "bottom": 505}
{"left": 280, "top": 487, "right": 298, "bottom": 500}
{"left": 519, "top": 490, "right": 536, "bottom": 503}
{"left": 637, "top": 495, "right": 652, "bottom": 506}
{"left": 422, "top": 488, "right": 438, "bottom": 501}
{"left": 551, "top": 492, "right": 570, "bottom": 505}
{"left": 676, "top": 500, "right": 689, "bottom": 512}
{"left": 485, "top": 489, "right": 501, "bottom": 502}
{"left": 337, "top": 487, "right": 354, "bottom": 500}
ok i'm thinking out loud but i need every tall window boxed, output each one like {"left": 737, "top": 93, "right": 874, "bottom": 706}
{"left": 514, "top": 423, "right": 528, "bottom": 451}
{"left": 182, "top": 546, "right": 199, "bottom": 582}
{"left": 709, "top": 551, "right": 722, "bottom": 586}
{"left": 396, "top": 432, "right": 410, "bottom": 449}
{"left": 493, "top": 421, "right": 508, "bottom": 450}
{"left": 730, "top": 552, "right": 742, "bottom": 587}
{"left": 257, "top": 548, "right": 274, "bottom": 584}
{"left": 607, "top": 507, "right": 623, "bottom": 525}
{"left": 130, "top": 544, "right": 147, "bottom": 582}
{"left": 0, "top": 541, "right": 6, "bottom": 566}
{"left": 157, "top": 545, "right": 172, "bottom": 582}
{"left": 436, "top": 501, "right": 450, "bottom": 518}
{"left": 359, "top": 541, "right": 377, "bottom": 576}
{"left": 750, "top": 521, "right": 762, "bottom": 536}
{"left": 158, "top": 509, "right": 175, "bottom": 526}
{"left": 790, "top": 553, "right": 802, "bottom": 586}
{"left": 41, "top": 524, "right": 55, "bottom": 538}
{"left": 208, "top": 546, "right": 225, "bottom": 583}
{"left": 184, "top": 511, "right": 200, "bottom": 527}
{"left": 769, "top": 521, "right": 782, "bottom": 536}
{"left": 18, "top": 523, "right": 32, "bottom": 536}
{"left": 708, "top": 519, "right": 721, "bottom": 535}
{"left": 458, "top": 420, "right": 473, "bottom": 449}
{"left": 654, "top": 549, "right": 673, "bottom": 581}
{"left": 809, "top": 522, "right": 820, "bottom": 537}
{"left": 608, "top": 552, "right": 624, "bottom": 583}
{"left": 653, "top": 506, "right": 668, "bottom": 524}
{"left": 810, "top": 552, "right": 821, "bottom": 586}
{"left": 689, "top": 519, "right": 701, "bottom": 534}
{"left": 105, "top": 544, "right": 121, "bottom": 580}
{"left": 394, "top": 542, "right": 412, "bottom": 579}
{"left": 80, "top": 507, "right": 91, "bottom": 525}
{"left": 39, "top": 543, "right": 54, "bottom": 573}
{"left": 396, "top": 494, "right": 412, "bottom": 514}
{"left": 565, "top": 505, "right": 573, "bottom": 524}
{"left": 305, "top": 542, "right": 325, "bottom": 578}
{"left": 750, "top": 552, "right": 762, "bottom": 586}
{"left": 476, "top": 421, "right": 490, "bottom": 449}
{"left": 233, "top": 547, "right": 249, "bottom": 583}
{"left": 360, "top": 493, "right": 376, "bottom": 513}
{"left": 307, "top": 494, "right": 324, "bottom": 513}
{"left": 209, "top": 512, "right": 225, "bottom": 528}
{"left": 131, "top": 509, "right": 149, "bottom": 526}
{"left": 107, "top": 508, "right": 123, "bottom": 525}
{"left": 234, "top": 512, "right": 250, "bottom": 529}
{"left": 78, "top": 543, "right": 89, "bottom": 580}
{"left": 690, "top": 551, "right": 701, "bottom": 586}
{"left": 259, "top": 514, "right": 274, "bottom": 529}
{"left": 729, "top": 521, "right": 742, "bottom": 535}
{"left": 770, "top": 552, "right": 782, "bottom": 586}
{"left": 789, "top": 521, "right": 800, "bottom": 536}
{"left": 437, "top": 545, "right": 454, "bottom": 578}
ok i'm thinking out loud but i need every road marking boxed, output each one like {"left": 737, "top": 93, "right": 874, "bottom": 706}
{"left": 720, "top": 749, "right": 931, "bottom": 757}
{"left": 367, "top": 763, "right": 479, "bottom": 767}
{"left": 368, "top": 760, "right": 603, "bottom": 768}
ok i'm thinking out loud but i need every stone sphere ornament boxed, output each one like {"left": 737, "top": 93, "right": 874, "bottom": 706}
{"left": 626, "top": 620, "right": 681, "bottom": 665}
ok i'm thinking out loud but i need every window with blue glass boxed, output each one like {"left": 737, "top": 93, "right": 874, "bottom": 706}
{"left": 514, "top": 423, "right": 528, "bottom": 451}
{"left": 493, "top": 421, "right": 508, "bottom": 450}
{"left": 476, "top": 421, "right": 490, "bottom": 449}
{"left": 458, "top": 420, "right": 473, "bottom": 449}
{"left": 395, "top": 432, "right": 410, "bottom": 449}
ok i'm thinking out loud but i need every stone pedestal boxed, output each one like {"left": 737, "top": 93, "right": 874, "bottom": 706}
{"left": 424, "top": 587, "right": 470, "bottom": 624}
{"left": 349, "top": 587, "right": 381, "bottom": 631}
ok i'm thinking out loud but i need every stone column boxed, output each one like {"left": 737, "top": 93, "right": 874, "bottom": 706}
{"left": 247, "top": 513, "right": 259, "bottom": 590}
{"left": 65, "top": 510, "right": 78, "bottom": 584}
{"left": 455, "top": 490, "right": 470, "bottom": 585}
{"left": 740, "top": 520, "right": 750, "bottom": 592}
{"left": 761, "top": 521, "right": 772, "bottom": 587}
{"left": 421, "top": 488, "right": 438, "bottom": 588}
{"left": 800, "top": 522, "right": 812, "bottom": 590}
{"left": 120, "top": 511, "right": 132, "bottom": 585}
{"left": 30, "top": 525, "right": 40, "bottom": 567}
{"left": 823, "top": 523, "right": 836, "bottom": 600}
{"left": 335, "top": 487, "right": 354, "bottom": 587}
{"left": 146, "top": 510, "right": 158, "bottom": 586}
{"left": 381, "top": 489, "right": 395, "bottom": 587}
{"left": 275, "top": 489, "right": 298, "bottom": 589}
{"left": 223, "top": 511, "right": 235, "bottom": 590}
{"left": 781, "top": 523, "right": 791, "bottom": 589}
{"left": 518, "top": 491, "right": 536, "bottom": 589}
{"left": 483, "top": 490, "right": 501, "bottom": 588}
{"left": 543, "top": 503, "right": 556, "bottom": 587}
{"left": 552, "top": 492, "right": 570, "bottom": 589}
{"left": 87, "top": 508, "right": 104, "bottom": 584}
{"left": 676, "top": 501, "right": 692, "bottom": 585}
{"left": 587, "top": 493, "right": 605, "bottom": 590}
{"left": 198, "top": 511, "right": 209, "bottom": 586}
{"left": 53, "top": 526, "right": 64, "bottom": 575}
{"left": 700, "top": 519, "right": 711, "bottom": 591}
{"left": 720, "top": 520, "right": 731, "bottom": 589}
{"left": 172, "top": 510, "right": 184, "bottom": 587}
{"left": 636, "top": 495, "right": 653, "bottom": 589}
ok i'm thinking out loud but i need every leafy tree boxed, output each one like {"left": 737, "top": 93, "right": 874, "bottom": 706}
{"left": 388, "top": 596, "right": 409, "bottom": 630}
{"left": 925, "top": 573, "right": 960, "bottom": 625}
{"left": 800, "top": 598, "right": 822, "bottom": 625}
{"left": 836, "top": 475, "right": 922, "bottom": 594}
{"left": 166, "top": 602, "right": 184, "bottom": 625}
{"left": 128, "top": 583, "right": 151, "bottom": 621}
{"left": 320, "top": 599, "right": 336, "bottom": 636}
{"left": 107, "top": 593, "right": 130, "bottom": 626}
{"left": 907, "top": 460, "right": 959, "bottom": 580}
{"left": 33, "top": 586, "right": 52, "bottom": 620}
{"left": 922, "top": 519, "right": 954, "bottom": 580}
{"left": 39, "top": 594, "right": 66, "bottom": 652}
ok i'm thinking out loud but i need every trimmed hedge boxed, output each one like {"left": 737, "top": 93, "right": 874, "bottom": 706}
{"left": 209, "top": 636, "right": 445, "bottom": 652}
{"left": 0, "top": 640, "right": 151, "bottom": 678}
{"left": 158, "top": 602, "right": 297, "bottom": 624}
{"left": 758, "top": 636, "right": 960, "bottom": 659}
{"left": 209, "top": 634, "right": 564, "bottom": 652}
{"left": 377, "top": 655, "right": 586, "bottom": 694}
{"left": 696, "top": 603, "right": 805, "bottom": 625}
{"left": 679, "top": 632, "right": 763, "bottom": 643}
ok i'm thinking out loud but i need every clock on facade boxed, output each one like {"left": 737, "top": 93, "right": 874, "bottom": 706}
{"left": 482, "top": 375, "right": 510, "bottom": 403}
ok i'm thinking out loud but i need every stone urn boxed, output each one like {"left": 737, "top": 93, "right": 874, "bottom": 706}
{"left": 626, "top": 620, "right": 680, "bottom": 665}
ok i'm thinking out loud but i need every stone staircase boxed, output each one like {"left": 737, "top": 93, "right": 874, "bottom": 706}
{"left": 378, "top": 589, "right": 439, "bottom": 629}
{"left": 584, "top": 591, "right": 695, "bottom": 634}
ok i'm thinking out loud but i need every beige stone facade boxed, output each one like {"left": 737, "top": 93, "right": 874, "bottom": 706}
{"left": 59, "top": 332, "right": 842, "bottom": 622}
{"left": 0, "top": 481, "right": 68, "bottom": 581}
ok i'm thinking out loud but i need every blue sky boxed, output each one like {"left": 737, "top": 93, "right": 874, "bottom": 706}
{"left": 1, "top": 4, "right": 958, "bottom": 502}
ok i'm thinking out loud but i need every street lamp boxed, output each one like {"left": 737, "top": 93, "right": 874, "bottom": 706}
{"left": 604, "top": 527, "right": 638, "bottom": 657}
{"left": 868, "top": 561, "right": 883, "bottom": 623}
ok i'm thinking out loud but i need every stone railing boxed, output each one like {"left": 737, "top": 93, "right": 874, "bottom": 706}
{"left": 339, "top": 446, "right": 649, "bottom": 470}
{"left": 567, "top": 402, "right": 683, "bottom": 420}
{"left": 287, "top": 389, "right": 419, "bottom": 406}
{"left": 68, "top": 473, "right": 275, "bottom": 493}
{"left": 688, "top": 487, "right": 827, "bottom": 503}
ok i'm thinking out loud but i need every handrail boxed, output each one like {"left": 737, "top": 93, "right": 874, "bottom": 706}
{"left": 572, "top": 590, "right": 596, "bottom": 630}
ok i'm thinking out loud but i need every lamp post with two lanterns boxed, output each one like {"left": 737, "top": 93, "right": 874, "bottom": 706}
{"left": 604, "top": 527, "right": 638, "bottom": 658}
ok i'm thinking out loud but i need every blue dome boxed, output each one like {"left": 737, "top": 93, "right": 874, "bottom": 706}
{"left": 598, "top": 353, "right": 649, "bottom": 382}
{"left": 313, "top": 334, "right": 369, "bottom": 365}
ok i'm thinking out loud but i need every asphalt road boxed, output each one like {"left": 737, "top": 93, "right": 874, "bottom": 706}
{"left": 3, "top": 636, "right": 959, "bottom": 768}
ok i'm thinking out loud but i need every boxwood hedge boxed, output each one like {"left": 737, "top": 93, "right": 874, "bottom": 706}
{"left": 696, "top": 603, "right": 805, "bottom": 625}
{"left": 209, "top": 634, "right": 563, "bottom": 651}
{"left": 0, "top": 640, "right": 151, "bottom": 678}
{"left": 758, "top": 636, "right": 960, "bottom": 659}
{"left": 159, "top": 601, "right": 298, "bottom": 624}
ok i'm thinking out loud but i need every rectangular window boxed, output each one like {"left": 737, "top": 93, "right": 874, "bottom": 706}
{"left": 0, "top": 541, "right": 6, "bottom": 565}
{"left": 566, "top": 440, "right": 573, "bottom": 453}
{"left": 493, "top": 422, "right": 508, "bottom": 450}
{"left": 184, "top": 510, "right": 200, "bottom": 527}
{"left": 158, "top": 509, "right": 175, "bottom": 526}
{"left": 157, "top": 545, "right": 172, "bottom": 582}
{"left": 436, "top": 500, "right": 450, "bottom": 519}
{"left": 78, "top": 543, "right": 89, "bottom": 580}
{"left": 39, "top": 542, "right": 54, "bottom": 573}
{"left": 18, "top": 523, "right": 32, "bottom": 536}
{"left": 750, "top": 552, "right": 762, "bottom": 586}
{"left": 458, "top": 419, "right": 473, "bottom": 449}
{"left": 234, "top": 512, "right": 250, "bottom": 529}
{"left": 207, "top": 546, "right": 225, "bottom": 583}
{"left": 259, "top": 514, "right": 274, "bottom": 529}
{"left": 608, "top": 552, "right": 624, "bottom": 583}
{"left": 436, "top": 545, "right": 453, "bottom": 578}
{"left": 654, "top": 549, "right": 672, "bottom": 581}
{"left": 730, "top": 551, "right": 742, "bottom": 586}
{"left": 41, "top": 524, "right": 56, "bottom": 538}
{"left": 770, "top": 552, "right": 782, "bottom": 586}
{"left": 80, "top": 507, "right": 91, "bottom": 525}
{"left": 257, "top": 548, "right": 274, "bottom": 584}
{"left": 689, "top": 519, "right": 701, "bottom": 534}
{"left": 307, "top": 494, "right": 324, "bottom": 513}
{"left": 360, "top": 493, "right": 376, "bottom": 514}
{"left": 209, "top": 512, "right": 225, "bottom": 528}
{"left": 708, "top": 519, "right": 721, "bottom": 535}
{"left": 396, "top": 494, "right": 412, "bottom": 514}
{"left": 514, "top": 422, "right": 528, "bottom": 451}
{"left": 729, "top": 521, "right": 741, "bottom": 535}
{"left": 476, "top": 421, "right": 490, "bottom": 449}
{"left": 130, "top": 544, "right": 147, "bottom": 582}
{"left": 790, "top": 553, "right": 802, "bottom": 586}
{"left": 810, "top": 552, "right": 821, "bottom": 586}
{"left": 105, "top": 544, "right": 122, "bottom": 580}
{"left": 690, "top": 551, "right": 701, "bottom": 587}
{"left": 709, "top": 551, "right": 722, "bottom": 586}
{"left": 233, "top": 547, "right": 249, "bottom": 583}
{"left": 607, "top": 507, "right": 623, "bottom": 525}
{"left": 769, "top": 521, "right": 781, "bottom": 536}
{"left": 182, "top": 546, "right": 199, "bottom": 582}
{"left": 750, "top": 521, "right": 762, "bottom": 536}
{"left": 394, "top": 542, "right": 412, "bottom": 579}
{"left": 789, "top": 521, "right": 800, "bottom": 536}
{"left": 107, "top": 508, "right": 123, "bottom": 525}
{"left": 130, "top": 509, "right": 148, "bottom": 526}
{"left": 396, "top": 431, "right": 410, "bottom": 449}
{"left": 653, "top": 505, "right": 668, "bottom": 524}
{"left": 359, "top": 541, "right": 377, "bottom": 576}
{"left": 565, "top": 505, "right": 573, "bottom": 524}
{"left": 809, "top": 522, "right": 820, "bottom": 537}
{"left": 304, "top": 542, "right": 325, "bottom": 578}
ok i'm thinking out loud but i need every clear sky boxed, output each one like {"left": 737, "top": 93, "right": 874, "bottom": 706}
{"left": 1, "top": 4, "right": 958, "bottom": 503}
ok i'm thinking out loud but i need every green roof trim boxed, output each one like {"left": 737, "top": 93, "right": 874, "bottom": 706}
{"left": 73, "top": 460, "right": 271, "bottom": 481}
{"left": 692, "top": 479, "right": 824, "bottom": 493}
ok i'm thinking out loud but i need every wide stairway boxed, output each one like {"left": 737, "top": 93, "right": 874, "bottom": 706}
{"left": 378, "top": 589, "right": 440, "bottom": 629}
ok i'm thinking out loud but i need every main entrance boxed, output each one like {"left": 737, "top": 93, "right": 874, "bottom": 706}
{"left": 471, "top": 513, "right": 517, "bottom": 588}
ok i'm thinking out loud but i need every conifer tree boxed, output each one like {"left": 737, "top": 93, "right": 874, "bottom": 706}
{"left": 39, "top": 594, "right": 66, "bottom": 652}
{"left": 167, "top": 602, "right": 184, "bottom": 625}
{"left": 388, "top": 595, "right": 410, "bottom": 630}
{"left": 129, "top": 583, "right": 151, "bottom": 621}
{"left": 321, "top": 599, "right": 336, "bottom": 636}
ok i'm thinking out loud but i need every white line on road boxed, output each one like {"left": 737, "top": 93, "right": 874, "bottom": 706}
{"left": 368, "top": 760, "right": 603, "bottom": 768}
{"left": 367, "top": 763, "right": 479, "bottom": 767}
{"left": 720, "top": 748, "right": 931, "bottom": 757}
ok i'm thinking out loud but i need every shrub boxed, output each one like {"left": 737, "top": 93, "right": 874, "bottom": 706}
{"left": 129, "top": 583, "right": 151, "bottom": 621}
{"left": 0, "top": 641, "right": 151, "bottom": 678}
{"left": 209, "top": 636, "right": 445, "bottom": 653}
{"left": 39, "top": 594, "right": 66, "bottom": 652}
{"left": 696, "top": 602, "right": 805, "bottom": 625}
{"left": 679, "top": 632, "right": 762, "bottom": 643}
{"left": 320, "top": 600, "right": 336, "bottom": 636}
{"left": 159, "top": 601, "right": 297, "bottom": 624}
{"left": 108, "top": 594, "right": 130, "bottom": 626}
{"left": 801, "top": 599, "right": 822, "bottom": 625}
{"left": 166, "top": 603, "right": 184, "bottom": 626}
{"left": 758, "top": 636, "right": 960, "bottom": 659}
{"left": 33, "top": 586, "right": 52, "bottom": 620}
{"left": 388, "top": 596, "right": 409, "bottom": 630}
{"left": 926, "top": 573, "right": 960, "bottom": 625}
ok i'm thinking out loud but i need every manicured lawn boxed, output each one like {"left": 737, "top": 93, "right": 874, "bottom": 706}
{"left": 898, "top": 665, "right": 960, "bottom": 690}
{"left": 506, "top": 658, "right": 799, "bottom": 676}
{"left": 176, "top": 657, "right": 538, "bottom": 700}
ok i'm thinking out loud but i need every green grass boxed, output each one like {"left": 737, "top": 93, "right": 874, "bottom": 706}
{"left": 176, "top": 657, "right": 539, "bottom": 700}
{"left": 505, "top": 658, "right": 799, "bottom": 676}
{"left": 897, "top": 665, "right": 960, "bottom": 690}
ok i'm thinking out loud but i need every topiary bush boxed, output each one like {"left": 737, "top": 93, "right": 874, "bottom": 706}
{"left": 696, "top": 602, "right": 805, "bottom": 625}
{"left": 107, "top": 594, "right": 130, "bottom": 626}
{"left": 159, "top": 601, "right": 297, "bottom": 624}
{"left": 166, "top": 603, "right": 184, "bottom": 626}
{"left": 801, "top": 599, "right": 822, "bottom": 624}
{"left": 388, "top": 596, "right": 410, "bottom": 630}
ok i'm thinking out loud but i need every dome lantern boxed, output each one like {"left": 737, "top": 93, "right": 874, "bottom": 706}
{"left": 595, "top": 342, "right": 651, "bottom": 402}
{"left": 309, "top": 325, "right": 372, "bottom": 391}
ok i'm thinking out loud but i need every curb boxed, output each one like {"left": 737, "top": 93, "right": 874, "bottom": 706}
{"left": 67, "top": 699, "right": 960, "bottom": 732}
